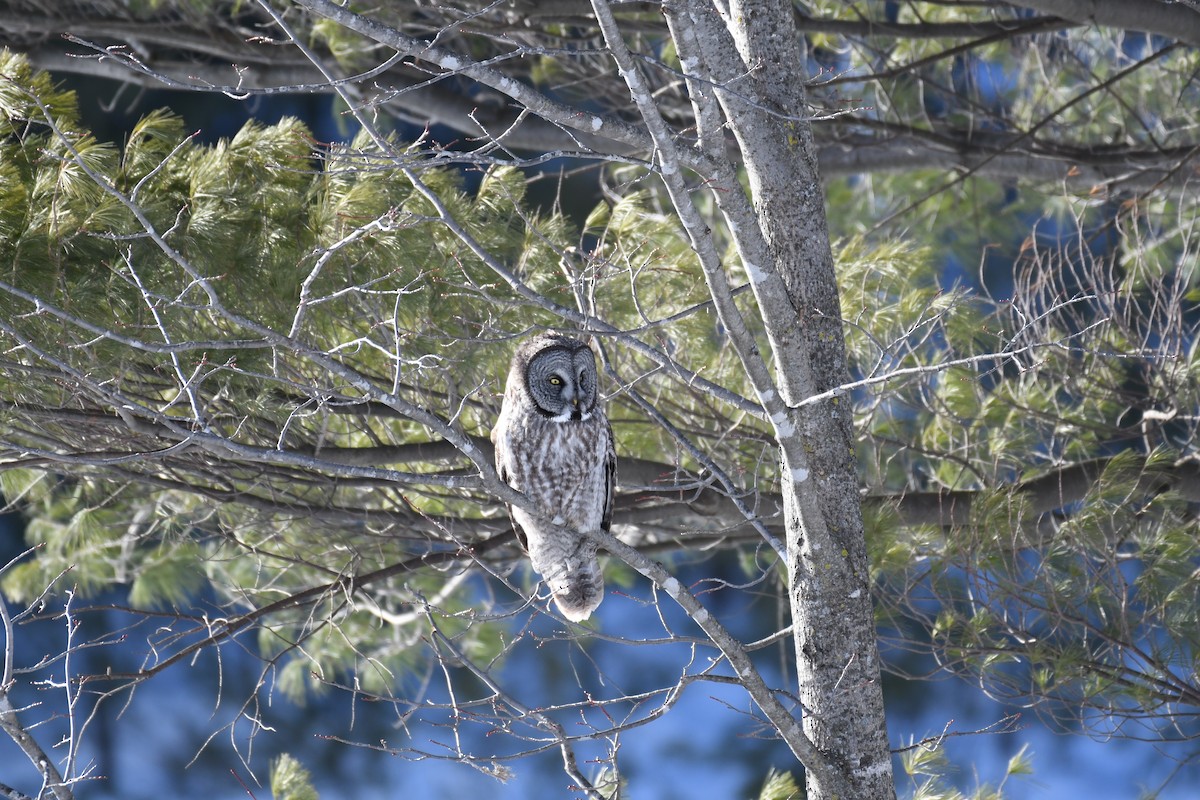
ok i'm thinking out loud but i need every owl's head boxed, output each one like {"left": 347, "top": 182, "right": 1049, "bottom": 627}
{"left": 514, "top": 334, "right": 600, "bottom": 422}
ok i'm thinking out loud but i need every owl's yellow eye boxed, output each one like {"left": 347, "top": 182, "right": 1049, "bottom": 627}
{"left": 548, "top": 375, "right": 563, "bottom": 386}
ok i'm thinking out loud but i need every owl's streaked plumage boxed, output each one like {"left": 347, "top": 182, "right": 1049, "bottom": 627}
{"left": 491, "top": 333, "right": 615, "bottom": 622}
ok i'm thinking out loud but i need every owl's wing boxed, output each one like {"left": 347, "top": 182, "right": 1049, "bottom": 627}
{"left": 601, "top": 420, "right": 616, "bottom": 533}
{"left": 495, "top": 441, "right": 529, "bottom": 550}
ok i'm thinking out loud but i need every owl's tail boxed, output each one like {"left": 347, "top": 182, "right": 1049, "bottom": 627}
{"left": 547, "top": 553, "right": 604, "bottom": 622}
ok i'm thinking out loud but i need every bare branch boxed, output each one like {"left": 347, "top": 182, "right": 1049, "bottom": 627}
{"left": 0, "top": 570, "right": 74, "bottom": 800}
{"left": 1010, "top": 0, "right": 1200, "bottom": 46}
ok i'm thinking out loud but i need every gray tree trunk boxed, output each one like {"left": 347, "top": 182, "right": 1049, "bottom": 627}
{"left": 701, "top": 2, "right": 897, "bottom": 796}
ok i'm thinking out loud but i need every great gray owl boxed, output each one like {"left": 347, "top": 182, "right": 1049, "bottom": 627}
{"left": 491, "top": 333, "right": 615, "bottom": 622}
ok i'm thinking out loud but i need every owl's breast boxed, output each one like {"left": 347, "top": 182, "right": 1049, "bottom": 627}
{"left": 501, "top": 414, "right": 610, "bottom": 529}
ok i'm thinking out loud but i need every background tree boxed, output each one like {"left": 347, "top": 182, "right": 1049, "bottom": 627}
{"left": 1, "top": 2, "right": 1198, "bottom": 798}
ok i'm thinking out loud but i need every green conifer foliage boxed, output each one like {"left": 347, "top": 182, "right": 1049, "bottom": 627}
{"left": 0, "top": 51, "right": 759, "bottom": 696}
{"left": 2, "top": 9, "right": 1199, "bottom": 764}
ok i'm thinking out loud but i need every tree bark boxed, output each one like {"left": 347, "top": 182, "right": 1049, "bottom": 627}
{"left": 686, "top": 1, "right": 897, "bottom": 796}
